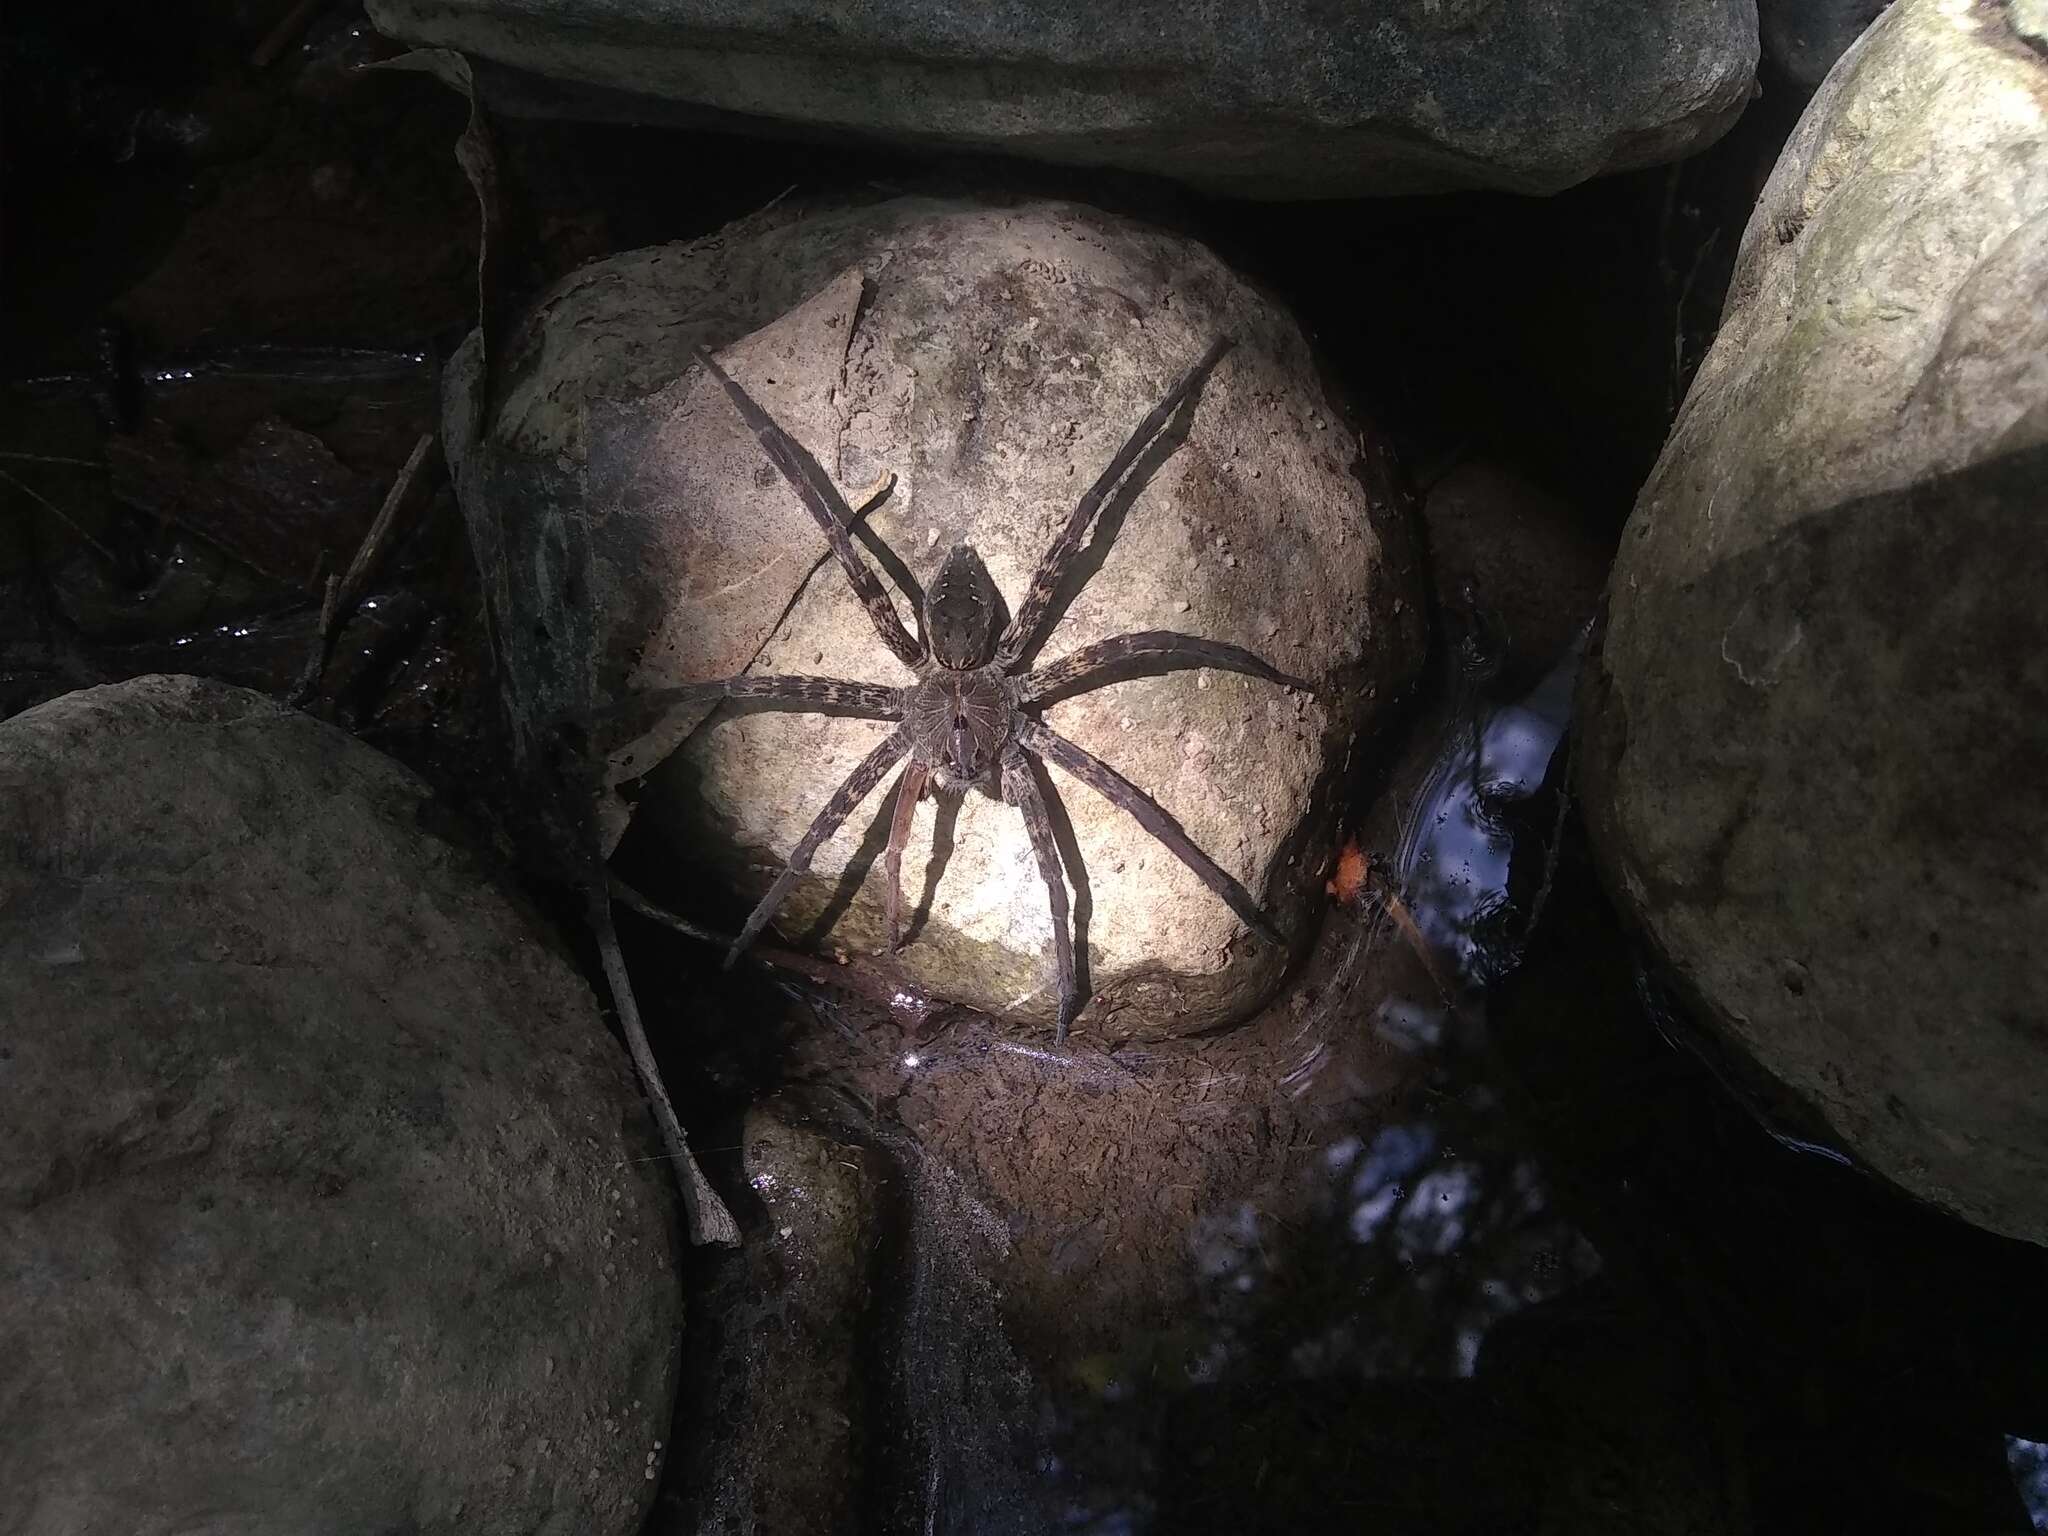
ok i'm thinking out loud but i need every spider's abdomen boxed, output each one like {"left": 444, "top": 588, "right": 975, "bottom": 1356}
{"left": 906, "top": 667, "right": 1012, "bottom": 789}
{"left": 923, "top": 544, "right": 1002, "bottom": 669}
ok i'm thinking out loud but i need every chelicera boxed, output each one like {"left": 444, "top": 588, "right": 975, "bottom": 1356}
{"left": 620, "top": 337, "right": 1306, "bottom": 1039}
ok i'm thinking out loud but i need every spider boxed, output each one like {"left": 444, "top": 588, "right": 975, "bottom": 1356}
{"left": 615, "top": 336, "right": 1307, "bottom": 1039}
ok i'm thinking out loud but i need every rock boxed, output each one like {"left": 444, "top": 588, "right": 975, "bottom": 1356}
{"left": 1758, "top": 0, "right": 1893, "bottom": 88}
{"left": 1421, "top": 462, "right": 1608, "bottom": 679}
{"left": 364, "top": 0, "right": 1757, "bottom": 199}
{"left": 463, "top": 195, "right": 1424, "bottom": 1036}
{"left": 665, "top": 1100, "right": 880, "bottom": 1535}
{"left": 1580, "top": 0, "right": 2048, "bottom": 1245}
{"left": 0, "top": 676, "right": 681, "bottom": 1534}
{"left": 107, "top": 414, "right": 378, "bottom": 585}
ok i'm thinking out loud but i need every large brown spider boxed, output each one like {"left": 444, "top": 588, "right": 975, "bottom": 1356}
{"left": 620, "top": 337, "right": 1306, "bottom": 1038}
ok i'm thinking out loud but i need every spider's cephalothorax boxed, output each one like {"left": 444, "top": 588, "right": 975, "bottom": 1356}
{"left": 613, "top": 335, "right": 1309, "bottom": 1040}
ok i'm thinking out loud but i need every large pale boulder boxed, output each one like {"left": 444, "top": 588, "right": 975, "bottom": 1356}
{"left": 1581, "top": 0, "right": 2048, "bottom": 1244}
{"left": 0, "top": 676, "right": 681, "bottom": 1534}
{"left": 366, "top": 0, "right": 1757, "bottom": 199}
{"left": 459, "top": 197, "right": 1423, "bottom": 1036}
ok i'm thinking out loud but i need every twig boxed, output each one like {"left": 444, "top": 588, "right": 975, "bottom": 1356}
{"left": 0, "top": 451, "right": 106, "bottom": 469}
{"left": 339, "top": 431, "right": 433, "bottom": 609}
{"left": 287, "top": 430, "right": 434, "bottom": 705}
{"left": 1374, "top": 876, "right": 1462, "bottom": 1010}
{"left": 1517, "top": 722, "right": 1579, "bottom": 954}
{"left": 250, "top": 0, "right": 326, "bottom": 69}
{"left": 0, "top": 465, "right": 123, "bottom": 567}
{"left": 610, "top": 878, "right": 728, "bottom": 945}
{"left": 590, "top": 890, "right": 740, "bottom": 1247}
{"left": 610, "top": 875, "right": 935, "bottom": 1015}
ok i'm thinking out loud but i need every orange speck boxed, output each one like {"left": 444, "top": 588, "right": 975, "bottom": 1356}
{"left": 1326, "top": 837, "right": 1369, "bottom": 905}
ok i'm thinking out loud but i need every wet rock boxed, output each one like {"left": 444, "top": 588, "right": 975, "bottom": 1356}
{"left": 1758, "top": 0, "right": 1894, "bottom": 88}
{"left": 462, "top": 195, "right": 1424, "bottom": 1037}
{"left": 1580, "top": 0, "right": 2048, "bottom": 1244}
{"left": 108, "top": 414, "right": 377, "bottom": 585}
{"left": 364, "top": 0, "right": 1757, "bottom": 199}
{"left": 0, "top": 675, "right": 681, "bottom": 1534}
{"left": 664, "top": 1100, "right": 880, "bottom": 1535}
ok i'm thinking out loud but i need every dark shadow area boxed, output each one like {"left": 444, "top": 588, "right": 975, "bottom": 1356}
{"left": 905, "top": 788, "right": 964, "bottom": 949}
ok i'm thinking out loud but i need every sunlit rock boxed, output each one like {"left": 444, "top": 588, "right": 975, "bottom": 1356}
{"left": 1581, "top": 0, "right": 2048, "bottom": 1244}
{"left": 464, "top": 196, "right": 1425, "bottom": 1036}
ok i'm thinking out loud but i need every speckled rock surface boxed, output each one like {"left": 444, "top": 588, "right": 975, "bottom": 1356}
{"left": 461, "top": 196, "right": 1425, "bottom": 1037}
{"left": 1580, "top": 0, "right": 2048, "bottom": 1245}
{"left": 364, "top": 0, "right": 1756, "bottom": 198}
{"left": 0, "top": 675, "right": 682, "bottom": 1534}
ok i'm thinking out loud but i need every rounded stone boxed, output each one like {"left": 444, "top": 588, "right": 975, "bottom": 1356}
{"left": 364, "top": 0, "right": 1757, "bottom": 198}
{"left": 465, "top": 196, "right": 1425, "bottom": 1037}
{"left": 1580, "top": 0, "right": 2048, "bottom": 1245}
{"left": 0, "top": 675, "right": 681, "bottom": 1533}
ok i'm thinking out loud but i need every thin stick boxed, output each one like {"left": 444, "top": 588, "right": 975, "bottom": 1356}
{"left": 591, "top": 890, "right": 741, "bottom": 1247}
{"left": 338, "top": 430, "right": 433, "bottom": 610}
{"left": 0, "top": 451, "right": 106, "bottom": 469}
{"left": 610, "top": 879, "right": 729, "bottom": 945}
{"left": 610, "top": 876, "right": 934, "bottom": 1014}
{"left": 288, "top": 430, "right": 433, "bottom": 705}
{"left": 251, "top": 0, "right": 326, "bottom": 69}
{"left": 0, "top": 465, "right": 122, "bottom": 567}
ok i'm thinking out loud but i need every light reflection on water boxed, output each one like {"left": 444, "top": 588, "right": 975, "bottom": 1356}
{"left": 2011, "top": 1438, "right": 2048, "bottom": 1532}
{"left": 1398, "top": 622, "right": 1585, "bottom": 989}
